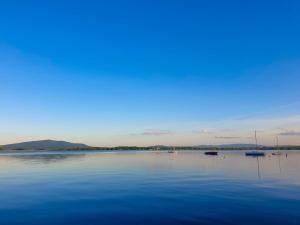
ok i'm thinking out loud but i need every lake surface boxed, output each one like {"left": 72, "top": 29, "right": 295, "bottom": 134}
{"left": 0, "top": 150, "right": 300, "bottom": 225}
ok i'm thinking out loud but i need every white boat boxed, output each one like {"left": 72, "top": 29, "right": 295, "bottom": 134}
{"left": 168, "top": 147, "right": 176, "bottom": 153}
{"left": 272, "top": 136, "right": 282, "bottom": 156}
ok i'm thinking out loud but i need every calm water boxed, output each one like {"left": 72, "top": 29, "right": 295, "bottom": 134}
{"left": 0, "top": 150, "right": 300, "bottom": 225}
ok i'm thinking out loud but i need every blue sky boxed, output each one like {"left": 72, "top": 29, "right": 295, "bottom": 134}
{"left": 1, "top": 0, "right": 300, "bottom": 146}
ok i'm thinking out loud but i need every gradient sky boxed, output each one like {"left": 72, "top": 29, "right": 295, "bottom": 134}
{"left": 1, "top": 0, "right": 300, "bottom": 146}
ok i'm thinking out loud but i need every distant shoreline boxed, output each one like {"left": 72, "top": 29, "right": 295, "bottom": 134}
{"left": 2, "top": 140, "right": 299, "bottom": 153}
{"left": 1, "top": 147, "right": 300, "bottom": 153}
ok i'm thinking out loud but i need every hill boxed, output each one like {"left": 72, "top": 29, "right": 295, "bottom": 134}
{"left": 1, "top": 140, "right": 90, "bottom": 150}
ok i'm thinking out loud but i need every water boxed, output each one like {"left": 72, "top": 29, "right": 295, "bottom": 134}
{"left": 0, "top": 150, "right": 300, "bottom": 225}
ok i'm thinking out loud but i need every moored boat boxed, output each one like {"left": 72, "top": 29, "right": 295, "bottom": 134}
{"left": 245, "top": 131, "right": 265, "bottom": 157}
{"left": 245, "top": 151, "right": 265, "bottom": 157}
{"left": 272, "top": 136, "right": 282, "bottom": 156}
{"left": 205, "top": 151, "right": 218, "bottom": 155}
{"left": 272, "top": 152, "right": 282, "bottom": 156}
{"left": 168, "top": 147, "right": 176, "bottom": 153}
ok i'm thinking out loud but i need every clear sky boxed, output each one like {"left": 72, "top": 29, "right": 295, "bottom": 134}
{"left": 1, "top": 0, "right": 300, "bottom": 146}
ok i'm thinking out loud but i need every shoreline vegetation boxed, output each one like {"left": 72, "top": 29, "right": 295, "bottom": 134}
{"left": 1, "top": 146, "right": 300, "bottom": 153}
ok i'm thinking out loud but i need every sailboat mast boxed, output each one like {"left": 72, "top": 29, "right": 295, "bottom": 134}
{"left": 255, "top": 130, "right": 258, "bottom": 149}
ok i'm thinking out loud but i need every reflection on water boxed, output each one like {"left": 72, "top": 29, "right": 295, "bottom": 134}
{"left": 0, "top": 150, "right": 300, "bottom": 225}
{"left": 6, "top": 154, "right": 86, "bottom": 164}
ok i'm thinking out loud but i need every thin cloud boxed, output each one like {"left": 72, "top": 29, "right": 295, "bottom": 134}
{"left": 214, "top": 136, "right": 241, "bottom": 139}
{"left": 279, "top": 130, "right": 300, "bottom": 136}
{"left": 140, "top": 129, "right": 172, "bottom": 136}
{"left": 193, "top": 129, "right": 213, "bottom": 134}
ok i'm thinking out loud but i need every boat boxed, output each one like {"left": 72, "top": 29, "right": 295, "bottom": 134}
{"left": 168, "top": 147, "right": 176, "bottom": 153}
{"left": 205, "top": 151, "right": 218, "bottom": 155}
{"left": 245, "top": 131, "right": 265, "bottom": 157}
{"left": 245, "top": 151, "right": 265, "bottom": 157}
{"left": 272, "top": 136, "right": 282, "bottom": 156}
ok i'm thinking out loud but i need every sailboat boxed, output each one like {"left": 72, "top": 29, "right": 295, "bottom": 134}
{"left": 272, "top": 136, "right": 282, "bottom": 156}
{"left": 245, "top": 131, "right": 265, "bottom": 156}
{"left": 168, "top": 146, "right": 176, "bottom": 153}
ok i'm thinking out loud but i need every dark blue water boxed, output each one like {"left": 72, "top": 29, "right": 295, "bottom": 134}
{"left": 0, "top": 151, "right": 300, "bottom": 225}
